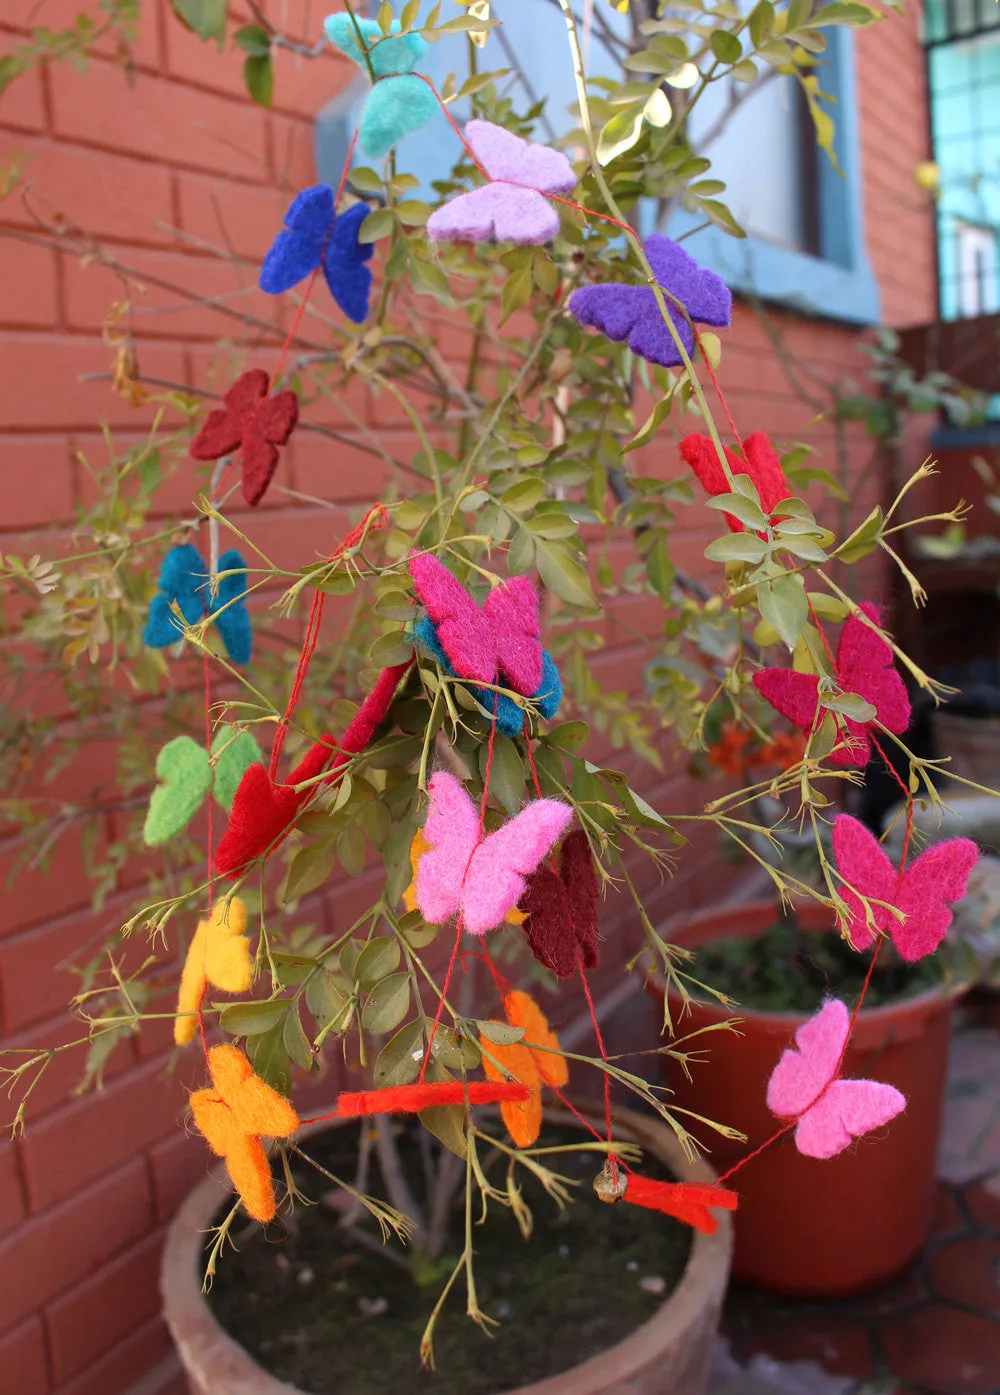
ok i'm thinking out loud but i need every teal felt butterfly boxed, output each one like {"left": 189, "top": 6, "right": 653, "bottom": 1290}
{"left": 324, "top": 14, "right": 438, "bottom": 160}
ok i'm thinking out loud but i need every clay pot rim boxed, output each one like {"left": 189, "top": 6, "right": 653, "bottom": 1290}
{"left": 656, "top": 898, "right": 968, "bottom": 1031}
{"left": 161, "top": 1099, "right": 732, "bottom": 1395}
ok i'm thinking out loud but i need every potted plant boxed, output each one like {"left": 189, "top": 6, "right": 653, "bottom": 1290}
{"left": 0, "top": 0, "right": 988, "bottom": 1390}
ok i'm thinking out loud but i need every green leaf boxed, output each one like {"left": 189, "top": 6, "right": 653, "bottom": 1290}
{"left": 243, "top": 53, "right": 273, "bottom": 109}
{"left": 348, "top": 167, "right": 384, "bottom": 195}
{"left": 374, "top": 590, "right": 415, "bottom": 622}
{"left": 170, "top": 0, "right": 226, "bottom": 45}
{"left": 419, "top": 1103, "right": 469, "bottom": 1159}
{"left": 810, "top": 1, "right": 883, "bottom": 24}
{"left": 384, "top": 812, "right": 419, "bottom": 905}
{"left": 305, "top": 970, "right": 350, "bottom": 1031}
{"left": 545, "top": 721, "right": 590, "bottom": 753}
{"left": 709, "top": 30, "right": 743, "bottom": 63}
{"left": 779, "top": 535, "right": 828, "bottom": 563}
{"left": 409, "top": 257, "right": 453, "bottom": 305}
{"left": 502, "top": 477, "right": 545, "bottom": 512}
{"left": 355, "top": 937, "right": 402, "bottom": 990}
{"left": 282, "top": 839, "right": 338, "bottom": 903}
{"left": 270, "top": 952, "right": 316, "bottom": 988}
{"left": 500, "top": 259, "right": 534, "bottom": 326}
{"left": 481, "top": 733, "right": 524, "bottom": 815}
{"left": 233, "top": 22, "right": 270, "bottom": 54}
{"left": 756, "top": 574, "right": 807, "bottom": 650}
{"left": 373, "top": 1019, "right": 426, "bottom": 1088}
{"left": 217, "top": 999, "right": 286, "bottom": 1036}
{"left": 395, "top": 199, "right": 430, "bottom": 227}
{"left": 337, "top": 822, "right": 366, "bottom": 877}
{"left": 645, "top": 534, "right": 675, "bottom": 601}
{"left": 704, "top": 533, "right": 767, "bottom": 564}
{"left": 340, "top": 941, "right": 362, "bottom": 984}
{"left": 623, "top": 48, "right": 675, "bottom": 73}
{"left": 597, "top": 104, "right": 645, "bottom": 166}
{"left": 698, "top": 197, "right": 746, "bottom": 238}
{"left": 369, "top": 630, "right": 414, "bottom": 666}
{"left": 821, "top": 691, "right": 877, "bottom": 721}
{"left": 706, "top": 491, "right": 768, "bottom": 530}
{"left": 532, "top": 249, "right": 560, "bottom": 296}
{"left": 283, "top": 1000, "right": 315, "bottom": 1070}
{"left": 476, "top": 1019, "right": 527, "bottom": 1045}
{"left": 359, "top": 208, "right": 395, "bottom": 244}
{"left": 430, "top": 1027, "right": 481, "bottom": 1071}
{"left": 362, "top": 972, "right": 412, "bottom": 1035}
{"left": 534, "top": 541, "right": 598, "bottom": 609}
{"left": 749, "top": 1, "right": 775, "bottom": 47}
{"left": 624, "top": 392, "right": 673, "bottom": 453}
{"left": 834, "top": 506, "right": 884, "bottom": 563}
{"left": 757, "top": 37, "right": 794, "bottom": 63}
{"left": 806, "top": 593, "right": 849, "bottom": 622}
{"left": 248, "top": 1022, "right": 292, "bottom": 1094}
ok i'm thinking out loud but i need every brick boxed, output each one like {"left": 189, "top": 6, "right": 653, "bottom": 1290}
{"left": 53, "top": 1317, "right": 173, "bottom": 1395}
{"left": 0, "top": 900, "right": 133, "bottom": 1034}
{"left": 45, "top": 1232, "right": 163, "bottom": 1382}
{"left": 270, "top": 47, "right": 354, "bottom": 122}
{"left": 0, "top": 239, "right": 59, "bottom": 328}
{"left": 0, "top": 65, "right": 47, "bottom": 133}
{"left": 50, "top": 60, "right": 269, "bottom": 181}
{"left": 0, "top": 138, "right": 175, "bottom": 245}
{"left": 0, "top": 821, "right": 103, "bottom": 939}
{"left": 270, "top": 112, "right": 318, "bottom": 190}
{"left": 0, "top": 1158, "right": 152, "bottom": 1331}
{"left": 0, "top": 1316, "right": 49, "bottom": 1394}
{"left": 0, "top": 1138, "right": 26, "bottom": 1238}
{"left": 148, "top": 1128, "right": 210, "bottom": 1224}
{"left": 0, "top": 436, "right": 75, "bottom": 528}
{"left": 0, "top": 335, "right": 187, "bottom": 430}
{"left": 286, "top": 432, "right": 390, "bottom": 506}
{"left": 173, "top": 170, "right": 290, "bottom": 261}
{"left": 0, "top": 1012, "right": 137, "bottom": 1122}
{"left": 20, "top": 1055, "right": 188, "bottom": 1212}
{"left": 5, "top": 0, "right": 160, "bottom": 68}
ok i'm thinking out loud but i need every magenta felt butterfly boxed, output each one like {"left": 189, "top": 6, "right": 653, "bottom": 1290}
{"left": 767, "top": 999, "right": 906, "bottom": 1159}
{"left": 409, "top": 553, "right": 544, "bottom": 697}
{"left": 415, "top": 772, "right": 574, "bottom": 936}
{"left": 753, "top": 602, "right": 911, "bottom": 768}
{"left": 426, "top": 120, "right": 577, "bottom": 246}
{"left": 831, "top": 814, "right": 978, "bottom": 962}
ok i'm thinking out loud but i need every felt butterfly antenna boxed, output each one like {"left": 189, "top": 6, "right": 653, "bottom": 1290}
{"left": 189, "top": 368, "right": 298, "bottom": 508}
{"left": 680, "top": 431, "right": 792, "bottom": 533}
{"left": 143, "top": 728, "right": 262, "bottom": 847}
{"left": 766, "top": 998, "right": 906, "bottom": 1160}
{"left": 479, "top": 990, "right": 568, "bottom": 1148}
{"left": 143, "top": 544, "right": 254, "bottom": 664}
{"left": 174, "top": 897, "right": 253, "bottom": 1046}
{"left": 324, "top": 14, "right": 438, "bottom": 159}
{"left": 753, "top": 602, "right": 911, "bottom": 769}
{"left": 832, "top": 813, "right": 978, "bottom": 962}
{"left": 568, "top": 234, "right": 732, "bottom": 368}
{"left": 426, "top": 120, "right": 578, "bottom": 246}
{"left": 519, "top": 829, "right": 600, "bottom": 979}
{"left": 260, "top": 189, "right": 373, "bottom": 324}
{"left": 190, "top": 1044, "right": 299, "bottom": 1223}
{"left": 414, "top": 771, "right": 574, "bottom": 936}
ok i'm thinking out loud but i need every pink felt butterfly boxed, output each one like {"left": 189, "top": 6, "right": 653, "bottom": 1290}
{"left": 415, "top": 771, "right": 574, "bottom": 936}
{"left": 753, "top": 602, "right": 910, "bottom": 768}
{"left": 832, "top": 814, "right": 978, "bottom": 962}
{"left": 409, "top": 553, "right": 544, "bottom": 697}
{"left": 426, "top": 120, "right": 577, "bottom": 246}
{"left": 767, "top": 999, "right": 906, "bottom": 1159}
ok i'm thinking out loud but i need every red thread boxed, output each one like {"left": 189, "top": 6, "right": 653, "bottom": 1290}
{"left": 695, "top": 331, "right": 745, "bottom": 459}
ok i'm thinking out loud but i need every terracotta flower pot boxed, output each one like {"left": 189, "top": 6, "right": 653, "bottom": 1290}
{"left": 650, "top": 900, "right": 962, "bottom": 1298}
{"left": 162, "top": 1102, "right": 732, "bottom": 1395}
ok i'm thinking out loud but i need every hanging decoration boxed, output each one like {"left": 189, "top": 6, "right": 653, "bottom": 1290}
{"left": 174, "top": 898, "right": 253, "bottom": 1047}
{"left": 260, "top": 190, "right": 373, "bottom": 323}
{"left": 143, "top": 728, "right": 261, "bottom": 847}
{"left": 479, "top": 990, "right": 568, "bottom": 1148}
{"left": 143, "top": 544, "right": 253, "bottom": 664}
{"left": 680, "top": 431, "right": 792, "bottom": 531}
{"left": 189, "top": 369, "right": 299, "bottom": 508}
{"left": 519, "top": 829, "right": 600, "bottom": 979}
{"left": 323, "top": 14, "right": 437, "bottom": 159}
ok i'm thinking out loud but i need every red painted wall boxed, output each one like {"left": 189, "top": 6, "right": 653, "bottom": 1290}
{"left": 0, "top": 3, "right": 936, "bottom": 1391}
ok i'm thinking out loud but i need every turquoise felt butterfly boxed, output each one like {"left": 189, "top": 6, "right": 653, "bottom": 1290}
{"left": 324, "top": 14, "right": 438, "bottom": 160}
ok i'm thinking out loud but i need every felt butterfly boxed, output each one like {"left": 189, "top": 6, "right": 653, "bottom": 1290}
{"left": 189, "top": 368, "right": 298, "bottom": 507}
{"left": 415, "top": 771, "right": 574, "bottom": 936}
{"left": 568, "top": 234, "right": 732, "bottom": 368}
{"left": 612, "top": 1173, "right": 739, "bottom": 1236}
{"left": 680, "top": 432, "right": 792, "bottom": 533}
{"left": 479, "top": 990, "right": 568, "bottom": 1148}
{"left": 832, "top": 814, "right": 978, "bottom": 962}
{"left": 190, "top": 1044, "right": 299, "bottom": 1223}
{"left": 426, "top": 120, "right": 577, "bottom": 246}
{"left": 259, "top": 189, "right": 373, "bottom": 324}
{"left": 143, "top": 727, "right": 262, "bottom": 847}
{"left": 143, "top": 544, "right": 253, "bottom": 665}
{"left": 174, "top": 897, "right": 253, "bottom": 1046}
{"left": 753, "top": 602, "right": 911, "bottom": 769}
{"left": 520, "top": 829, "right": 600, "bottom": 979}
{"left": 324, "top": 14, "right": 438, "bottom": 160}
{"left": 404, "top": 828, "right": 525, "bottom": 926}
{"left": 766, "top": 998, "right": 906, "bottom": 1159}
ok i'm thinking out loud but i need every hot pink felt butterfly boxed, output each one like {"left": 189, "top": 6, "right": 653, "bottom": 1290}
{"left": 767, "top": 998, "right": 906, "bottom": 1159}
{"left": 415, "top": 771, "right": 574, "bottom": 936}
{"left": 832, "top": 814, "right": 978, "bottom": 962}
{"left": 753, "top": 602, "right": 910, "bottom": 768}
{"left": 409, "top": 553, "right": 544, "bottom": 697}
{"left": 426, "top": 120, "right": 577, "bottom": 246}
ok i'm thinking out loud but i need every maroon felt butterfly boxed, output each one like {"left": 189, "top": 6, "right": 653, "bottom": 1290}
{"left": 519, "top": 829, "right": 600, "bottom": 979}
{"left": 190, "top": 368, "right": 299, "bottom": 507}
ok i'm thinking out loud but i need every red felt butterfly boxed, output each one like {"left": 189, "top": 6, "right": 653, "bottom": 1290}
{"left": 753, "top": 603, "right": 911, "bottom": 767}
{"left": 519, "top": 829, "right": 600, "bottom": 979}
{"left": 190, "top": 368, "right": 299, "bottom": 507}
{"left": 618, "top": 1174, "right": 738, "bottom": 1235}
{"left": 680, "top": 431, "right": 791, "bottom": 533}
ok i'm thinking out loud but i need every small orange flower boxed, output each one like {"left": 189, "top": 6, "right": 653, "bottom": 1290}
{"left": 756, "top": 730, "right": 807, "bottom": 771}
{"left": 479, "top": 990, "right": 567, "bottom": 1148}
{"left": 706, "top": 723, "right": 753, "bottom": 777}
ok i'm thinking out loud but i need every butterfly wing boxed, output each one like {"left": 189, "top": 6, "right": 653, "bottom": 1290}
{"left": 415, "top": 772, "right": 482, "bottom": 925}
{"left": 520, "top": 865, "right": 578, "bottom": 979}
{"left": 358, "top": 75, "right": 437, "bottom": 160}
{"left": 143, "top": 736, "right": 212, "bottom": 846}
{"left": 203, "top": 898, "right": 253, "bottom": 994}
{"left": 680, "top": 433, "right": 745, "bottom": 531}
{"left": 767, "top": 998, "right": 849, "bottom": 1119}
{"left": 535, "top": 650, "right": 563, "bottom": 721}
{"left": 894, "top": 837, "right": 979, "bottom": 961}
{"left": 560, "top": 828, "right": 600, "bottom": 970}
{"left": 753, "top": 669, "right": 820, "bottom": 729}
{"left": 323, "top": 203, "right": 374, "bottom": 323}
{"left": 410, "top": 554, "right": 495, "bottom": 685}
{"left": 427, "top": 183, "right": 560, "bottom": 246}
{"left": 463, "top": 120, "right": 577, "bottom": 196}
{"left": 645, "top": 234, "right": 732, "bottom": 329}
{"left": 460, "top": 800, "right": 574, "bottom": 935}
{"left": 211, "top": 548, "right": 253, "bottom": 665}
{"left": 483, "top": 576, "right": 543, "bottom": 696}
{"left": 831, "top": 814, "right": 897, "bottom": 950}
{"left": 259, "top": 185, "right": 333, "bottom": 294}
{"left": 795, "top": 1078, "right": 906, "bottom": 1160}
{"left": 836, "top": 602, "right": 911, "bottom": 738}
{"left": 241, "top": 392, "right": 297, "bottom": 507}
{"left": 324, "top": 14, "right": 426, "bottom": 76}
{"left": 741, "top": 432, "right": 792, "bottom": 516}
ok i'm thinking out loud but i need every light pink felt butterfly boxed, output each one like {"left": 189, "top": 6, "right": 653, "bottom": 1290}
{"left": 832, "top": 814, "right": 978, "bottom": 962}
{"left": 415, "top": 771, "right": 574, "bottom": 936}
{"left": 753, "top": 602, "right": 911, "bottom": 768}
{"left": 409, "top": 553, "right": 544, "bottom": 697}
{"left": 426, "top": 120, "right": 577, "bottom": 246}
{"left": 766, "top": 999, "right": 906, "bottom": 1159}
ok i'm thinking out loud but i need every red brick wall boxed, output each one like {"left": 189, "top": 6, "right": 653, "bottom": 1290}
{"left": 0, "top": 4, "right": 936, "bottom": 1392}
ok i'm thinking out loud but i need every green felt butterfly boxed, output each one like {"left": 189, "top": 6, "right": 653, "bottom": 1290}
{"left": 143, "top": 728, "right": 262, "bottom": 848}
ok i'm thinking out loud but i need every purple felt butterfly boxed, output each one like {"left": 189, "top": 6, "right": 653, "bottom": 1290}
{"left": 426, "top": 120, "right": 577, "bottom": 246}
{"left": 568, "top": 234, "right": 732, "bottom": 367}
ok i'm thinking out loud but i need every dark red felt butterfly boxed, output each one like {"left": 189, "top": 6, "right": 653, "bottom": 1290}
{"left": 519, "top": 829, "right": 600, "bottom": 979}
{"left": 190, "top": 368, "right": 299, "bottom": 507}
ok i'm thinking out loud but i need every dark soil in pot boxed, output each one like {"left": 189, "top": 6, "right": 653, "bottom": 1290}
{"left": 206, "top": 1120, "right": 692, "bottom": 1395}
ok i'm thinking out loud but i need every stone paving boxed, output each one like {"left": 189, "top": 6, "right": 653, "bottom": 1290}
{"left": 712, "top": 1004, "right": 1000, "bottom": 1395}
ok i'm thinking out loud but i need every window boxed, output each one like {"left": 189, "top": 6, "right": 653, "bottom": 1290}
{"left": 955, "top": 220, "right": 999, "bottom": 316}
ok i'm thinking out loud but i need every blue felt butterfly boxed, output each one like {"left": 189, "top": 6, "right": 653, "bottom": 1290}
{"left": 259, "top": 190, "right": 373, "bottom": 324}
{"left": 143, "top": 544, "right": 253, "bottom": 665}
{"left": 415, "top": 616, "right": 562, "bottom": 739}
{"left": 323, "top": 14, "right": 438, "bottom": 160}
